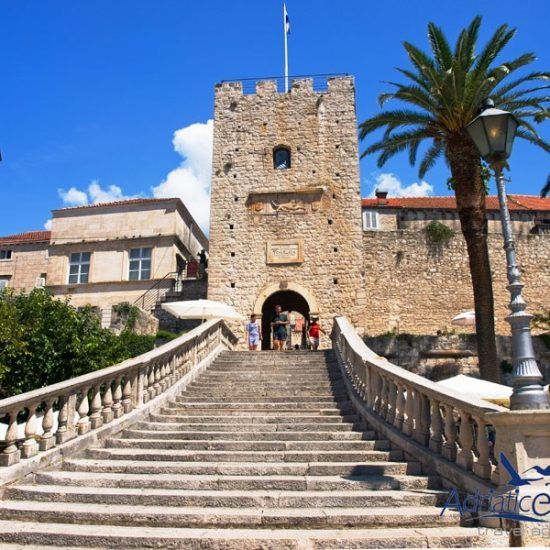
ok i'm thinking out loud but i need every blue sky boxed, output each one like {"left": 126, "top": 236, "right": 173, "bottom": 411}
{"left": 1, "top": 0, "right": 548, "bottom": 234}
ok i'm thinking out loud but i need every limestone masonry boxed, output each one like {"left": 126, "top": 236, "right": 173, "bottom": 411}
{"left": 208, "top": 77, "right": 366, "bottom": 348}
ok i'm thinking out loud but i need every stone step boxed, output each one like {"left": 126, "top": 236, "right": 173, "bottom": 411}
{"left": 7, "top": 485, "right": 447, "bottom": 509}
{"left": 176, "top": 395, "right": 348, "bottom": 403}
{"left": 180, "top": 392, "right": 350, "bottom": 399}
{"left": 0, "top": 522, "right": 504, "bottom": 550}
{"left": 137, "top": 421, "right": 367, "bottom": 432}
{"left": 109, "top": 438, "right": 390, "bottom": 452}
{"left": 172, "top": 399, "right": 352, "bottom": 408}
{"left": 148, "top": 413, "right": 362, "bottom": 424}
{"left": 166, "top": 401, "right": 354, "bottom": 416}
{"left": 34, "top": 471, "right": 439, "bottom": 491}
{"left": 62, "top": 459, "right": 421, "bottom": 476}
{"left": 0, "top": 501, "right": 461, "bottom": 529}
{"left": 124, "top": 428, "right": 376, "bottom": 441}
{"left": 85, "top": 447, "right": 399, "bottom": 463}
{"left": 188, "top": 382, "right": 345, "bottom": 389}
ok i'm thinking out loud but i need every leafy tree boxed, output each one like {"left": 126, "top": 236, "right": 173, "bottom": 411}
{"left": 0, "top": 289, "right": 155, "bottom": 398}
{"left": 359, "top": 16, "right": 549, "bottom": 381}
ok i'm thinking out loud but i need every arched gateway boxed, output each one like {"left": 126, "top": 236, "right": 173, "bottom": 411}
{"left": 252, "top": 282, "right": 319, "bottom": 350}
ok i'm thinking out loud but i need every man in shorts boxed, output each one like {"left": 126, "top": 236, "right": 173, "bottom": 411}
{"left": 271, "top": 305, "right": 289, "bottom": 351}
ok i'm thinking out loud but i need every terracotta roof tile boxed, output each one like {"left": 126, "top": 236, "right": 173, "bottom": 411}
{"left": 54, "top": 197, "right": 178, "bottom": 212}
{"left": 361, "top": 194, "right": 550, "bottom": 212}
{"left": 0, "top": 231, "right": 51, "bottom": 244}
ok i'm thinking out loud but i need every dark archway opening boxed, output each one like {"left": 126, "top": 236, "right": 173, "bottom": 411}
{"left": 261, "top": 290, "right": 310, "bottom": 350}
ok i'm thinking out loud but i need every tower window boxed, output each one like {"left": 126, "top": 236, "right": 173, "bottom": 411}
{"left": 273, "top": 146, "right": 291, "bottom": 170}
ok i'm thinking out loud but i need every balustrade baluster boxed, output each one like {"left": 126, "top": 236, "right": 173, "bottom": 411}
{"left": 89, "top": 386, "right": 103, "bottom": 429}
{"left": 372, "top": 372, "right": 382, "bottom": 414}
{"left": 364, "top": 364, "right": 372, "bottom": 407}
{"left": 39, "top": 398, "right": 56, "bottom": 451}
{"left": 456, "top": 410, "right": 475, "bottom": 471}
{"left": 472, "top": 416, "right": 492, "bottom": 479}
{"left": 0, "top": 408, "right": 21, "bottom": 466}
{"left": 387, "top": 380, "right": 397, "bottom": 424}
{"left": 442, "top": 404, "right": 458, "bottom": 461}
{"left": 428, "top": 399, "right": 444, "bottom": 454}
{"left": 112, "top": 377, "right": 123, "bottom": 419}
{"left": 159, "top": 363, "right": 166, "bottom": 392}
{"left": 122, "top": 375, "right": 133, "bottom": 414}
{"left": 393, "top": 383, "right": 405, "bottom": 431}
{"left": 403, "top": 385, "right": 415, "bottom": 436}
{"left": 77, "top": 387, "right": 91, "bottom": 435}
{"left": 56, "top": 393, "right": 76, "bottom": 444}
{"left": 21, "top": 403, "right": 39, "bottom": 458}
{"left": 380, "top": 377, "right": 389, "bottom": 419}
{"left": 415, "top": 393, "right": 431, "bottom": 446}
{"left": 148, "top": 364, "right": 157, "bottom": 399}
{"left": 102, "top": 382, "right": 114, "bottom": 423}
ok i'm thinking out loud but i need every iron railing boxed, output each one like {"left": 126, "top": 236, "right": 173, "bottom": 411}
{"left": 134, "top": 272, "right": 178, "bottom": 312}
{"left": 220, "top": 73, "right": 349, "bottom": 95}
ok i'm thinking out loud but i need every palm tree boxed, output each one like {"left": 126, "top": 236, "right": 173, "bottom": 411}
{"left": 360, "top": 17, "right": 549, "bottom": 382}
{"left": 542, "top": 174, "right": 550, "bottom": 198}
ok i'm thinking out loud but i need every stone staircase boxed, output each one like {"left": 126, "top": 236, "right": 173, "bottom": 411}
{"left": 0, "top": 350, "right": 503, "bottom": 548}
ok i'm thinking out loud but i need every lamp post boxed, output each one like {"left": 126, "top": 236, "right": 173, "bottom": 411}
{"left": 466, "top": 99, "right": 549, "bottom": 410}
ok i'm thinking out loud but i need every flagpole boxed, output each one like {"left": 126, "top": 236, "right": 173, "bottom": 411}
{"left": 283, "top": 2, "right": 289, "bottom": 92}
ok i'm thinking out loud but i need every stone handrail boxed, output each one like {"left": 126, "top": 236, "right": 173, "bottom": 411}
{"left": 332, "top": 315, "right": 508, "bottom": 486}
{"left": 0, "top": 319, "right": 238, "bottom": 467}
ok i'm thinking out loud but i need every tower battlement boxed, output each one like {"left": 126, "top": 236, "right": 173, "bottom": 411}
{"left": 215, "top": 74, "right": 353, "bottom": 97}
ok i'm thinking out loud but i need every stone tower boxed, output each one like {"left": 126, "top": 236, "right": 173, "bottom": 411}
{"left": 208, "top": 76, "right": 365, "bottom": 347}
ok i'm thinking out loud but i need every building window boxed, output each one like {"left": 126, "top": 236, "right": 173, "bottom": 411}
{"left": 68, "top": 252, "right": 90, "bottom": 284}
{"left": 363, "top": 210, "right": 379, "bottom": 230}
{"left": 129, "top": 247, "right": 152, "bottom": 280}
{"left": 0, "top": 250, "right": 13, "bottom": 261}
{"left": 0, "top": 276, "right": 10, "bottom": 289}
{"left": 273, "top": 146, "right": 291, "bottom": 170}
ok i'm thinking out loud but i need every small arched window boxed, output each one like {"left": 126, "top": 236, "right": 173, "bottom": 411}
{"left": 273, "top": 146, "right": 291, "bottom": 170}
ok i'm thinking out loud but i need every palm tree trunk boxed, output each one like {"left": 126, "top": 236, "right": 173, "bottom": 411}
{"left": 447, "top": 136, "right": 500, "bottom": 382}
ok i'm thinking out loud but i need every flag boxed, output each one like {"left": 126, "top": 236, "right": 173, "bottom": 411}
{"left": 284, "top": 3, "right": 290, "bottom": 34}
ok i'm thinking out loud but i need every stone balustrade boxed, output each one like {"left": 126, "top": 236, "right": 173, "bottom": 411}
{"left": 332, "top": 315, "right": 510, "bottom": 486}
{"left": 0, "top": 319, "right": 237, "bottom": 468}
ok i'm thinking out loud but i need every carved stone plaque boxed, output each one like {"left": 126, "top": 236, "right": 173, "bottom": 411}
{"left": 266, "top": 240, "right": 304, "bottom": 265}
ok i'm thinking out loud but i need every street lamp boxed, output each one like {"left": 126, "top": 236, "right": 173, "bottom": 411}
{"left": 466, "top": 99, "right": 549, "bottom": 410}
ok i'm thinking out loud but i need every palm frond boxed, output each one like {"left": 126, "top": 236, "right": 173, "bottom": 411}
{"left": 541, "top": 175, "right": 550, "bottom": 198}
{"left": 418, "top": 142, "right": 444, "bottom": 179}
{"left": 516, "top": 129, "right": 550, "bottom": 153}
{"left": 358, "top": 110, "right": 435, "bottom": 139}
{"left": 493, "top": 72, "right": 550, "bottom": 98}
{"left": 428, "top": 22, "right": 454, "bottom": 71}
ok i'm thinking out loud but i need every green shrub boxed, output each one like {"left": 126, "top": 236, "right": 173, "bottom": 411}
{"left": 425, "top": 220, "right": 455, "bottom": 244}
{"left": 156, "top": 329, "right": 181, "bottom": 342}
{"left": 0, "top": 289, "right": 155, "bottom": 398}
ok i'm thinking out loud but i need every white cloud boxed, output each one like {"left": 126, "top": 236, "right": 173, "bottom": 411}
{"left": 152, "top": 120, "right": 213, "bottom": 232}
{"left": 367, "top": 172, "right": 434, "bottom": 198}
{"left": 44, "top": 219, "right": 52, "bottom": 230}
{"left": 58, "top": 180, "right": 139, "bottom": 207}
{"left": 58, "top": 186, "right": 88, "bottom": 206}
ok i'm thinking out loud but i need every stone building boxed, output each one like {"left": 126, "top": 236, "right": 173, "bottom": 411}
{"left": 0, "top": 231, "right": 50, "bottom": 291}
{"left": 0, "top": 198, "right": 208, "bottom": 327}
{"left": 207, "top": 76, "right": 366, "bottom": 348}
{"left": 362, "top": 191, "right": 550, "bottom": 234}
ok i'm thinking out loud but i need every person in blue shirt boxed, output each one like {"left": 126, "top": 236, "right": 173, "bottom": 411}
{"left": 245, "top": 314, "right": 261, "bottom": 351}
{"left": 271, "top": 305, "right": 289, "bottom": 351}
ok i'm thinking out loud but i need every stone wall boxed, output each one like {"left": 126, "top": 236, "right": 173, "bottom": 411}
{"left": 208, "top": 77, "right": 365, "bottom": 347}
{"left": 0, "top": 243, "right": 48, "bottom": 291}
{"left": 362, "top": 230, "right": 550, "bottom": 336}
{"left": 365, "top": 333, "right": 550, "bottom": 383}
